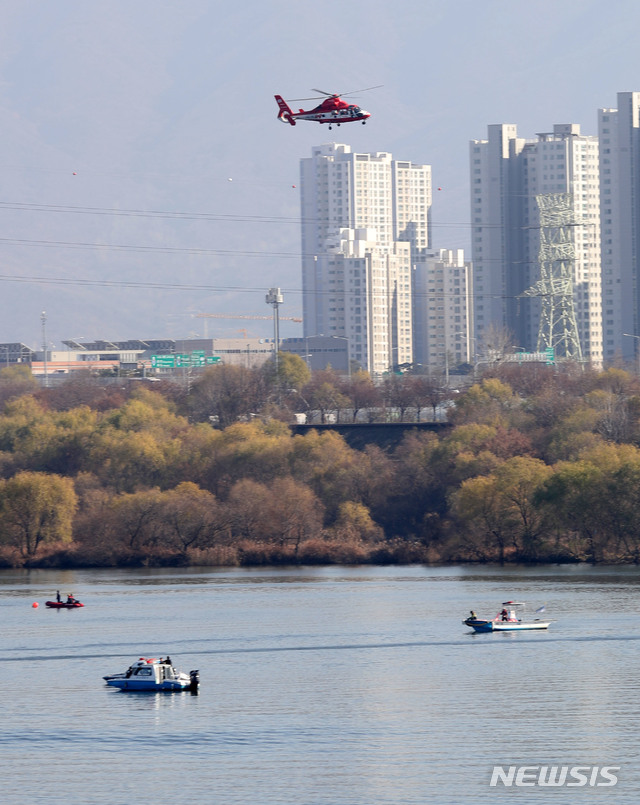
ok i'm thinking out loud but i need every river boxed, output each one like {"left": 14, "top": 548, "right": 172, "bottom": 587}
{"left": 2, "top": 564, "right": 639, "bottom": 804}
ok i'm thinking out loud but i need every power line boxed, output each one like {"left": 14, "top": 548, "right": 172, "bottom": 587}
{"left": 0, "top": 271, "right": 554, "bottom": 302}
{"left": 0, "top": 234, "right": 574, "bottom": 269}
{"left": 0, "top": 236, "right": 302, "bottom": 259}
{"left": 0, "top": 198, "right": 510, "bottom": 231}
{"left": 0, "top": 200, "right": 301, "bottom": 225}
{"left": 0, "top": 273, "right": 264, "bottom": 292}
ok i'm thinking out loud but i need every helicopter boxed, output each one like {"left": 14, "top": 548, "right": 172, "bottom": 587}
{"left": 274, "top": 86, "right": 381, "bottom": 130}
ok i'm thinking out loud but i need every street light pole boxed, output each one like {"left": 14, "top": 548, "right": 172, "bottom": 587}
{"left": 623, "top": 334, "right": 640, "bottom": 377}
{"left": 266, "top": 288, "right": 283, "bottom": 374}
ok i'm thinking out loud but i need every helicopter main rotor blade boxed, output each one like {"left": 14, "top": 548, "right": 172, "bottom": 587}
{"left": 311, "top": 89, "right": 339, "bottom": 97}
{"left": 309, "top": 85, "right": 383, "bottom": 99}
{"left": 285, "top": 85, "right": 382, "bottom": 102}
{"left": 287, "top": 95, "right": 327, "bottom": 102}
{"left": 339, "top": 85, "right": 384, "bottom": 97}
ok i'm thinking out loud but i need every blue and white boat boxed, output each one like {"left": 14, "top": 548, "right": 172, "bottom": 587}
{"left": 463, "top": 602, "right": 551, "bottom": 633}
{"left": 104, "top": 657, "right": 199, "bottom": 692}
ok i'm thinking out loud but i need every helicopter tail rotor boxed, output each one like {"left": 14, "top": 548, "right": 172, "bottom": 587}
{"left": 274, "top": 95, "right": 296, "bottom": 125}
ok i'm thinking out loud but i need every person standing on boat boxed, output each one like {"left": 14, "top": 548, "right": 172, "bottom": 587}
{"left": 56, "top": 590, "right": 61, "bottom": 603}
{"left": 501, "top": 608, "right": 508, "bottom": 621}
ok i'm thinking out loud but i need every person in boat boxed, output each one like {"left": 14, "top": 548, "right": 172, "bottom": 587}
{"left": 165, "top": 656, "right": 172, "bottom": 666}
{"left": 469, "top": 610, "right": 477, "bottom": 621}
{"left": 500, "top": 608, "right": 509, "bottom": 621}
{"left": 66, "top": 593, "right": 76, "bottom": 604}
{"left": 56, "top": 590, "right": 61, "bottom": 603}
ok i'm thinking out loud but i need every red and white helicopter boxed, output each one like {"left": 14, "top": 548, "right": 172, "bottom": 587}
{"left": 274, "top": 87, "right": 380, "bottom": 130}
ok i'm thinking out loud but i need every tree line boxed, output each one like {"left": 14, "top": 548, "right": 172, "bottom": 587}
{"left": 2, "top": 359, "right": 640, "bottom": 567}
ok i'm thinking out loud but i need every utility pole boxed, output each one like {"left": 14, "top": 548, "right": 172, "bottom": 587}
{"left": 41, "top": 311, "right": 48, "bottom": 388}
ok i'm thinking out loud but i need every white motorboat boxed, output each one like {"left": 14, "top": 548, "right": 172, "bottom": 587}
{"left": 104, "top": 657, "right": 199, "bottom": 692}
{"left": 463, "top": 601, "right": 551, "bottom": 633}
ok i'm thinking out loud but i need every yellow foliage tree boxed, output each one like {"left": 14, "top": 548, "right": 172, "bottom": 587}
{"left": 0, "top": 471, "right": 77, "bottom": 557}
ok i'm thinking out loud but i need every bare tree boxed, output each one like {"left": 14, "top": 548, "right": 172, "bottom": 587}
{"left": 476, "top": 322, "right": 517, "bottom": 367}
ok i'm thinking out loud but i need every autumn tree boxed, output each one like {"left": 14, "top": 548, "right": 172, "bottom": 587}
{"left": 262, "top": 352, "right": 311, "bottom": 399}
{"left": 0, "top": 365, "right": 38, "bottom": 408}
{"left": 449, "top": 474, "right": 507, "bottom": 561}
{"left": 342, "top": 371, "right": 382, "bottom": 422}
{"left": 86, "top": 390, "right": 191, "bottom": 491}
{"left": 476, "top": 322, "right": 516, "bottom": 366}
{"left": 227, "top": 476, "right": 323, "bottom": 558}
{"left": 381, "top": 374, "right": 415, "bottom": 422}
{"left": 433, "top": 423, "right": 504, "bottom": 488}
{"left": 585, "top": 389, "right": 635, "bottom": 444}
{"left": 227, "top": 478, "right": 272, "bottom": 540}
{"left": 545, "top": 406, "right": 603, "bottom": 462}
{"left": 378, "top": 430, "right": 446, "bottom": 540}
{"left": 263, "top": 477, "right": 324, "bottom": 556}
{"left": 24, "top": 406, "right": 99, "bottom": 476}
{"left": 87, "top": 428, "right": 170, "bottom": 493}
{"left": 106, "top": 387, "right": 189, "bottom": 438}
{"left": 450, "top": 456, "right": 553, "bottom": 562}
{"left": 160, "top": 482, "right": 228, "bottom": 551}
{"left": 0, "top": 395, "right": 48, "bottom": 454}
{"left": 198, "top": 420, "right": 292, "bottom": 496}
{"left": 189, "top": 364, "right": 265, "bottom": 427}
{"left": 449, "top": 378, "right": 522, "bottom": 428}
{"left": 0, "top": 471, "right": 77, "bottom": 557}
{"left": 289, "top": 429, "right": 363, "bottom": 519}
{"left": 534, "top": 459, "right": 607, "bottom": 562}
{"left": 329, "top": 501, "right": 383, "bottom": 543}
{"left": 40, "top": 374, "right": 127, "bottom": 412}
{"left": 302, "top": 368, "right": 349, "bottom": 423}
{"left": 107, "top": 488, "right": 166, "bottom": 552}
{"left": 408, "top": 375, "right": 448, "bottom": 422}
{"left": 538, "top": 442, "right": 640, "bottom": 562}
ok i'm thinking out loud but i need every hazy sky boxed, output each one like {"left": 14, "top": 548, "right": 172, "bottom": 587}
{"left": 1, "top": 0, "right": 638, "bottom": 347}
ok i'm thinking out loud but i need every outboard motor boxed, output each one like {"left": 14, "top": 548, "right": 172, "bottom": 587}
{"left": 189, "top": 669, "right": 200, "bottom": 694}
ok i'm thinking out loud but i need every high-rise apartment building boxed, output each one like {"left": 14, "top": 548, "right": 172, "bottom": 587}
{"left": 413, "top": 249, "right": 473, "bottom": 371}
{"left": 470, "top": 123, "right": 602, "bottom": 366}
{"left": 599, "top": 92, "right": 640, "bottom": 363}
{"left": 300, "top": 143, "right": 431, "bottom": 374}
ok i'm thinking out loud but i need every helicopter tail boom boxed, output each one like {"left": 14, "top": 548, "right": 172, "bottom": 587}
{"left": 274, "top": 95, "right": 296, "bottom": 125}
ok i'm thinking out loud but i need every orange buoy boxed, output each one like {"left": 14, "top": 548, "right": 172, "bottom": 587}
{"left": 32, "top": 602, "right": 39, "bottom": 608}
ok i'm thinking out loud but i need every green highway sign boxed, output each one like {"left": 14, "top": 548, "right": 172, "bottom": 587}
{"left": 151, "top": 355, "right": 176, "bottom": 367}
{"left": 151, "top": 352, "right": 219, "bottom": 368}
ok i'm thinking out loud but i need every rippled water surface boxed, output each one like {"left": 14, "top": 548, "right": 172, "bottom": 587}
{"left": 2, "top": 564, "right": 640, "bottom": 804}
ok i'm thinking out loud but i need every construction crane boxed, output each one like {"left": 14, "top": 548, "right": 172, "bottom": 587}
{"left": 195, "top": 313, "right": 302, "bottom": 322}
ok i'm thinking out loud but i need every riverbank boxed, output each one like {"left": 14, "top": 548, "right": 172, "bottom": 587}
{"left": 0, "top": 536, "right": 597, "bottom": 570}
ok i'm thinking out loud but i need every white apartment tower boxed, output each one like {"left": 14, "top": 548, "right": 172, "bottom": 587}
{"left": 470, "top": 123, "right": 602, "bottom": 366}
{"left": 300, "top": 143, "right": 431, "bottom": 374}
{"left": 413, "top": 249, "right": 473, "bottom": 370}
{"left": 599, "top": 92, "right": 640, "bottom": 364}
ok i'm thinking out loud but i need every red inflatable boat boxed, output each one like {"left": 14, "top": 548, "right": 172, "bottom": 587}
{"left": 45, "top": 600, "right": 84, "bottom": 609}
